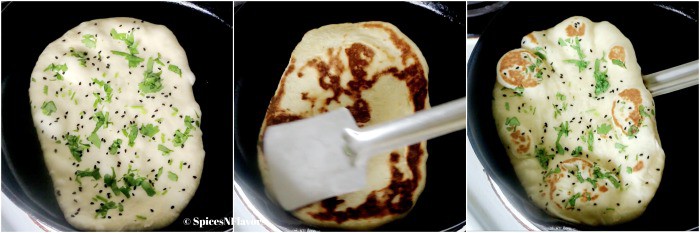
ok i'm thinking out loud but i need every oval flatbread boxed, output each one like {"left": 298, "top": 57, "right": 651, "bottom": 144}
{"left": 492, "top": 16, "right": 664, "bottom": 225}
{"left": 29, "top": 17, "right": 204, "bottom": 231}
{"left": 257, "top": 21, "right": 430, "bottom": 230}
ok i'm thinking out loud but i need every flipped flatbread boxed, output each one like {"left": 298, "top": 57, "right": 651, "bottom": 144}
{"left": 258, "top": 21, "right": 430, "bottom": 230}
{"left": 492, "top": 16, "right": 664, "bottom": 225}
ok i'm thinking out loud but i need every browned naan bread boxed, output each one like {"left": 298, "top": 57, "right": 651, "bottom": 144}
{"left": 257, "top": 21, "right": 430, "bottom": 230}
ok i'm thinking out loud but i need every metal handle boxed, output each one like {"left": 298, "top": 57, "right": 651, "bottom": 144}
{"left": 643, "top": 61, "right": 699, "bottom": 97}
{"left": 343, "top": 97, "right": 466, "bottom": 163}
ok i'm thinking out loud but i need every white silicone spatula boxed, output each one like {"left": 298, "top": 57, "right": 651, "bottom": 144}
{"left": 263, "top": 97, "right": 466, "bottom": 210}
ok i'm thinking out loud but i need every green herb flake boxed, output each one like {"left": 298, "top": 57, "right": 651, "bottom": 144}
{"left": 554, "top": 121, "right": 570, "bottom": 155}
{"left": 556, "top": 92, "right": 566, "bottom": 101}
{"left": 139, "top": 57, "right": 164, "bottom": 93}
{"left": 615, "top": 143, "right": 627, "bottom": 153}
{"left": 597, "top": 123, "right": 612, "bottom": 135}
{"left": 136, "top": 215, "right": 147, "bottom": 220}
{"left": 535, "top": 148, "right": 555, "bottom": 169}
{"left": 594, "top": 56, "right": 610, "bottom": 96}
{"left": 173, "top": 128, "right": 191, "bottom": 148}
{"left": 505, "top": 102, "right": 510, "bottom": 111}
{"left": 66, "top": 133, "right": 90, "bottom": 162}
{"left": 571, "top": 146, "right": 583, "bottom": 157}
{"left": 41, "top": 101, "right": 57, "bottom": 116}
{"left": 587, "top": 130, "right": 595, "bottom": 151}
{"left": 109, "top": 139, "right": 122, "bottom": 155}
{"left": 612, "top": 59, "right": 626, "bottom": 68}
{"left": 158, "top": 144, "right": 173, "bottom": 155}
{"left": 566, "top": 193, "right": 582, "bottom": 208}
{"left": 140, "top": 124, "right": 160, "bottom": 137}
{"left": 82, "top": 34, "right": 97, "bottom": 48}
{"left": 124, "top": 124, "right": 139, "bottom": 147}
{"left": 168, "top": 64, "right": 182, "bottom": 77}
{"left": 639, "top": 105, "right": 652, "bottom": 118}
{"left": 88, "top": 132, "right": 101, "bottom": 148}
{"left": 626, "top": 166, "right": 633, "bottom": 174}
{"left": 505, "top": 117, "right": 520, "bottom": 132}
{"left": 76, "top": 167, "right": 101, "bottom": 180}
{"left": 167, "top": 171, "right": 178, "bottom": 181}
{"left": 43, "top": 85, "right": 48, "bottom": 95}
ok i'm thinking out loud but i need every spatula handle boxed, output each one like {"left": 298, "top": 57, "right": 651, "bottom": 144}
{"left": 643, "top": 60, "right": 699, "bottom": 97}
{"left": 343, "top": 97, "right": 466, "bottom": 163}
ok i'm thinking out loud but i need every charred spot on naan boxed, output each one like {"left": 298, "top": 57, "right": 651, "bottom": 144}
{"left": 565, "top": 21, "right": 586, "bottom": 37}
{"left": 612, "top": 88, "right": 643, "bottom": 135}
{"left": 510, "top": 129, "right": 532, "bottom": 154}
{"left": 525, "top": 32, "right": 538, "bottom": 45}
{"left": 609, "top": 46, "right": 626, "bottom": 62}
{"left": 309, "top": 144, "right": 424, "bottom": 223}
{"left": 497, "top": 49, "right": 541, "bottom": 88}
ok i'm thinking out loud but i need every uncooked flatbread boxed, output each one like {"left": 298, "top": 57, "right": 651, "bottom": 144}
{"left": 257, "top": 21, "right": 430, "bottom": 230}
{"left": 29, "top": 17, "right": 204, "bottom": 231}
{"left": 492, "top": 16, "right": 664, "bottom": 225}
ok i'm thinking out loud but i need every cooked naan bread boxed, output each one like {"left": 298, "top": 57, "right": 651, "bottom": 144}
{"left": 29, "top": 18, "right": 204, "bottom": 231}
{"left": 257, "top": 21, "right": 430, "bottom": 230}
{"left": 492, "top": 16, "right": 664, "bottom": 225}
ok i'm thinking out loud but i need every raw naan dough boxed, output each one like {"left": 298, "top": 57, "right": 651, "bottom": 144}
{"left": 29, "top": 17, "right": 204, "bottom": 231}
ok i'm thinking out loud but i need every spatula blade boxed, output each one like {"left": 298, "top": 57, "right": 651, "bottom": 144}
{"left": 263, "top": 108, "right": 366, "bottom": 210}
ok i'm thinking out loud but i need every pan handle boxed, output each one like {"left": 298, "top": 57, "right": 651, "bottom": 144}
{"left": 343, "top": 97, "right": 466, "bottom": 164}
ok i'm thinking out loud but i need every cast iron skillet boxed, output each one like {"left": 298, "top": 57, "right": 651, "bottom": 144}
{"left": 1, "top": 2, "right": 233, "bottom": 231}
{"left": 235, "top": 2, "right": 466, "bottom": 231}
{"left": 467, "top": 2, "right": 699, "bottom": 231}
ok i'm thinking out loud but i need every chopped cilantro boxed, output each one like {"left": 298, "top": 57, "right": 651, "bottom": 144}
{"left": 141, "top": 181, "right": 156, "bottom": 196}
{"left": 505, "top": 117, "right": 520, "bottom": 132}
{"left": 109, "top": 139, "right": 122, "bottom": 155}
{"left": 158, "top": 144, "right": 172, "bottom": 155}
{"left": 168, "top": 64, "right": 182, "bottom": 77}
{"left": 566, "top": 193, "right": 582, "bottom": 208}
{"left": 505, "top": 102, "right": 510, "bottom": 111}
{"left": 140, "top": 124, "right": 160, "bottom": 137}
{"left": 43, "top": 85, "right": 48, "bottom": 95}
{"left": 626, "top": 166, "right": 633, "bottom": 174}
{"left": 615, "top": 143, "right": 627, "bottom": 153}
{"left": 556, "top": 92, "right": 566, "bottom": 101}
{"left": 94, "top": 195, "right": 118, "bottom": 218}
{"left": 587, "top": 130, "right": 594, "bottom": 151}
{"left": 612, "top": 59, "right": 626, "bottom": 68}
{"left": 554, "top": 121, "right": 570, "bottom": 154}
{"left": 70, "top": 49, "right": 88, "bottom": 67}
{"left": 173, "top": 128, "right": 191, "bottom": 148}
{"left": 544, "top": 166, "right": 561, "bottom": 179}
{"left": 110, "top": 28, "right": 143, "bottom": 68}
{"left": 88, "top": 132, "right": 101, "bottom": 148}
{"left": 92, "top": 78, "right": 113, "bottom": 102}
{"left": 76, "top": 167, "right": 101, "bottom": 181}
{"left": 136, "top": 215, "right": 147, "bottom": 220}
{"left": 576, "top": 171, "right": 584, "bottom": 183}
{"left": 44, "top": 63, "right": 68, "bottom": 80}
{"left": 167, "top": 171, "right": 178, "bottom": 181}
{"left": 535, "top": 147, "right": 555, "bottom": 169}
{"left": 41, "top": 101, "right": 57, "bottom": 116}
{"left": 65, "top": 133, "right": 90, "bottom": 162}
{"left": 82, "top": 34, "right": 97, "bottom": 48}
{"left": 627, "top": 125, "right": 639, "bottom": 136}
{"left": 139, "top": 57, "right": 164, "bottom": 93}
{"left": 156, "top": 167, "right": 164, "bottom": 179}
{"left": 639, "top": 105, "right": 652, "bottom": 118}
{"left": 123, "top": 124, "right": 139, "bottom": 147}
{"left": 597, "top": 123, "right": 612, "bottom": 135}
{"left": 571, "top": 146, "right": 583, "bottom": 157}
{"left": 594, "top": 55, "right": 610, "bottom": 96}
{"left": 513, "top": 86, "right": 525, "bottom": 96}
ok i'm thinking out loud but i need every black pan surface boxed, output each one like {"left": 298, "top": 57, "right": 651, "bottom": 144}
{"left": 235, "top": 2, "right": 466, "bottom": 231}
{"left": 1, "top": 2, "right": 233, "bottom": 231}
{"left": 467, "top": 2, "right": 698, "bottom": 231}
